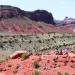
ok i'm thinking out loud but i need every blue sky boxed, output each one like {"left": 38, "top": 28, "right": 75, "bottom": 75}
{"left": 0, "top": 0, "right": 75, "bottom": 20}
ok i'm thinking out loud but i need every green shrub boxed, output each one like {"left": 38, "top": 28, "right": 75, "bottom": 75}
{"left": 32, "top": 61, "right": 40, "bottom": 69}
{"left": 21, "top": 53, "right": 29, "bottom": 60}
{"left": 32, "top": 70, "right": 40, "bottom": 75}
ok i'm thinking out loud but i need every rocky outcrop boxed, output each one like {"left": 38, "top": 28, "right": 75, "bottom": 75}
{"left": 23, "top": 10, "right": 55, "bottom": 24}
{"left": 56, "top": 17, "right": 75, "bottom": 25}
{"left": 63, "top": 17, "right": 75, "bottom": 24}
{"left": 0, "top": 5, "right": 55, "bottom": 24}
{"left": 0, "top": 5, "right": 23, "bottom": 19}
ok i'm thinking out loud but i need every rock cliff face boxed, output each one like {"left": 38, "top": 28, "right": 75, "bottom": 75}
{"left": 0, "top": 5, "right": 55, "bottom": 24}
{"left": 0, "top": 5, "right": 23, "bottom": 19}
{"left": 23, "top": 10, "right": 55, "bottom": 24}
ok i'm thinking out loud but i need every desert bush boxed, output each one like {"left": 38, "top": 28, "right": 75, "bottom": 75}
{"left": 29, "top": 40, "right": 32, "bottom": 43}
{"left": 0, "top": 68, "right": 3, "bottom": 72}
{"left": 70, "top": 64, "right": 75, "bottom": 68}
{"left": 57, "top": 72, "right": 70, "bottom": 75}
{"left": 57, "top": 72, "right": 63, "bottom": 75}
{"left": 15, "top": 64, "right": 20, "bottom": 69}
{"left": 32, "top": 70, "right": 40, "bottom": 75}
{"left": 38, "top": 40, "right": 42, "bottom": 43}
{"left": 70, "top": 60, "right": 75, "bottom": 63}
{"left": 13, "top": 70, "right": 17, "bottom": 74}
{"left": 57, "top": 65, "right": 61, "bottom": 67}
{"left": 53, "top": 57, "right": 58, "bottom": 62}
{"left": 21, "top": 53, "right": 29, "bottom": 60}
{"left": 63, "top": 60, "right": 68, "bottom": 66}
{"left": 8, "top": 64, "right": 12, "bottom": 67}
{"left": 32, "top": 61, "right": 40, "bottom": 69}
{"left": 37, "top": 57, "right": 41, "bottom": 61}
{"left": 64, "top": 72, "right": 70, "bottom": 75}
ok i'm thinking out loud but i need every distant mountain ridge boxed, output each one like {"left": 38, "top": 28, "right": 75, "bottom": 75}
{"left": 0, "top": 5, "right": 55, "bottom": 24}
{"left": 0, "top": 5, "right": 75, "bottom": 34}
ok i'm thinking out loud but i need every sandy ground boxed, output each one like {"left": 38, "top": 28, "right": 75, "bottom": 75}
{"left": 0, "top": 51, "right": 75, "bottom": 75}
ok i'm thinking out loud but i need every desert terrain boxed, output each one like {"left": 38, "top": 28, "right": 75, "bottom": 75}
{"left": 0, "top": 51, "right": 75, "bottom": 75}
{"left": 0, "top": 5, "right": 75, "bottom": 75}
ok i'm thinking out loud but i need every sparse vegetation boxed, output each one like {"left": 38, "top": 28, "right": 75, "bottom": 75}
{"left": 8, "top": 64, "right": 12, "bottom": 67}
{"left": 0, "top": 68, "right": 3, "bottom": 72}
{"left": 70, "top": 64, "right": 75, "bottom": 68}
{"left": 15, "top": 64, "right": 20, "bottom": 69}
{"left": 57, "top": 72, "right": 63, "bottom": 75}
{"left": 63, "top": 60, "right": 68, "bottom": 66}
{"left": 53, "top": 57, "right": 58, "bottom": 62}
{"left": 13, "top": 70, "right": 18, "bottom": 74}
{"left": 0, "top": 32, "right": 75, "bottom": 60}
{"left": 64, "top": 72, "right": 70, "bottom": 75}
{"left": 29, "top": 40, "right": 32, "bottom": 43}
{"left": 32, "top": 70, "right": 40, "bottom": 75}
{"left": 70, "top": 60, "right": 75, "bottom": 63}
{"left": 57, "top": 72, "right": 70, "bottom": 75}
{"left": 38, "top": 40, "right": 42, "bottom": 43}
{"left": 32, "top": 60, "right": 40, "bottom": 69}
{"left": 21, "top": 53, "right": 29, "bottom": 60}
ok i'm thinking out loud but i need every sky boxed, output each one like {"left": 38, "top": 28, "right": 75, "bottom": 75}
{"left": 0, "top": 0, "right": 75, "bottom": 20}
